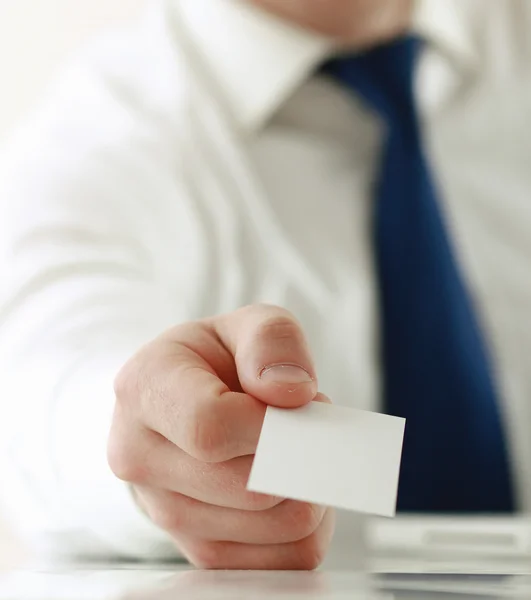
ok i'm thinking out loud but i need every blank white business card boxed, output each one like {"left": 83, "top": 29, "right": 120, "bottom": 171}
{"left": 247, "top": 402, "right": 405, "bottom": 517}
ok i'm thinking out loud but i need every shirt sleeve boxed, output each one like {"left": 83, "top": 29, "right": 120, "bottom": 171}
{"left": 0, "top": 20, "right": 202, "bottom": 562}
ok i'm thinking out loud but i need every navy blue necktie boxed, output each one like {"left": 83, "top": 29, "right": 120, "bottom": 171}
{"left": 323, "top": 37, "right": 515, "bottom": 513}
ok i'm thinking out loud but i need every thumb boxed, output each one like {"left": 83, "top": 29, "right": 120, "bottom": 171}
{"left": 215, "top": 304, "right": 318, "bottom": 408}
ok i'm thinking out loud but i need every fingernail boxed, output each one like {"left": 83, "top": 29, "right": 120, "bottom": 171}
{"left": 259, "top": 364, "right": 313, "bottom": 385}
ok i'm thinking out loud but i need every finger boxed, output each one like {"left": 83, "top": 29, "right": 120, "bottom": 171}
{"left": 124, "top": 395, "right": 331, "bottom": 505}
{"left": 114, "top": 332, "right": 267, "bottom": 462}
{"left": 110, "top": 427, "right": 282, "bottom": 510}
{"left": 174, "top": 509, "right": 336, "bottom": 570}
{"left": 214, "top": 304, "right": 318, "bottom": 408}
{"left": 135, "top": 486, "right": 327, "bottom": 546}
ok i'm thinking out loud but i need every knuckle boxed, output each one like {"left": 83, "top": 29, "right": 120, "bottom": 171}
{"left": 294, "top": 532, "right": 328, "bottom": 570}
{"left": 113, "top": 342, "right": 163, "bottom": 414}
{"left": 113, "top": 353, "right": 149, "bottom": 412}
{"left": 239, "top": 304, "right": 299, "bottom": 333}
{"left": 256, "top": 315, "right": 302, "bottom": 342}
{"left": 107, "top": 445, "right": 145, "bottom": 484}
{"left": 113, "top": 361, "right": 135, "bottom": 402}
{"left": 107, "top": 427, "right": 147, "bottom": 484}
{"left": 150, "top": 504, "right": 186, "bottom": 533}
{"left": 285, "top": 502, "right": 323, "bottom": 540}
{"left": 185, "top": 405, "right": 229, "bottom": 462}
{"left": 185, "top": 540, "right": 225, "bottom": 570}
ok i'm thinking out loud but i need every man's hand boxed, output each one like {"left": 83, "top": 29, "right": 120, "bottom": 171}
{"left": 108, "top": 305, "right": 335, "bottom": 570}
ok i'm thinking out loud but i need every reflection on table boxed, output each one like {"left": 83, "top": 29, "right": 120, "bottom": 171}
{"left": 2, "top": 567, "right": 531, "bottom": 599}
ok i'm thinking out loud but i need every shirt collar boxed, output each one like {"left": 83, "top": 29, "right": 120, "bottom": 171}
{"left": 174, "top": 0, "right": 477, "bottom": 133}
{"left": 412, "top": 0, "right": 478, "bottom": 70}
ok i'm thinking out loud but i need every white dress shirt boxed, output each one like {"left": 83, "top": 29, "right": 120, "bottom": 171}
{"left": 1, "top": 0, "right": 531, "bottom": 562}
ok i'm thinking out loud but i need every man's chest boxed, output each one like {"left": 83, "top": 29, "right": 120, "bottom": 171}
{"left": 180, "top": 55, "right": 531, "bottom": 506}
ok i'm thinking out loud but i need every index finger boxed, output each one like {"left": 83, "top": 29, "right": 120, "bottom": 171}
{"left": 120, "top": 329, "right": 266, "bottom": 463}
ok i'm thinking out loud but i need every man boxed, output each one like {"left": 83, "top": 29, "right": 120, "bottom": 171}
{"left": 0, "top": 0, "right": 530, "bottom": 570}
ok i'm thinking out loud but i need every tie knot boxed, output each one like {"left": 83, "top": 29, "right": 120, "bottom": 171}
{"left": 322, "top": 36, "right": 420, "bottom": 123}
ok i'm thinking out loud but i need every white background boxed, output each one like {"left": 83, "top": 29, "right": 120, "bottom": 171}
{"left": 0, "top": 0, "right": 147, "bottom": 558}
{"left": 0, "top": 0, "right": 148, "bottom": 142}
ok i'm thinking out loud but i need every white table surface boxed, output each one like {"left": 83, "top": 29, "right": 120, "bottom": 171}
{"left": 2, "top": 565, "right": 531, "bottom": 599}
{"left": 4, "top": 516, "right": 531, "bottom": 599}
